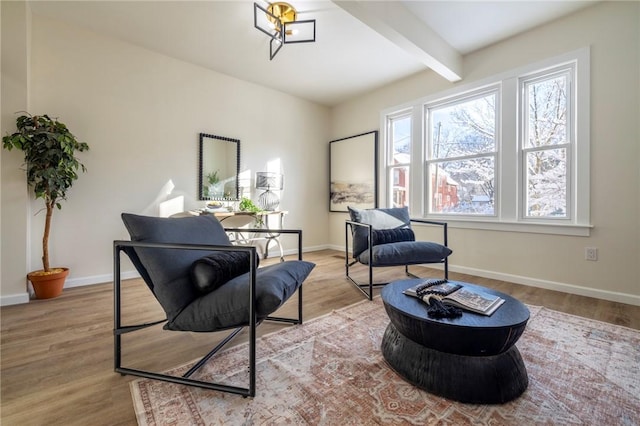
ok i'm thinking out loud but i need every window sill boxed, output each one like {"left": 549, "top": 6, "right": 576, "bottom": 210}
{"left": 413, "top": 218, "right": 592, "bottom": 237}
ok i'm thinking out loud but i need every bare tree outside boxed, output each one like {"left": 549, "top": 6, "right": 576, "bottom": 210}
{"left": 428, "top": 92, "right": 497, "bottom": 215}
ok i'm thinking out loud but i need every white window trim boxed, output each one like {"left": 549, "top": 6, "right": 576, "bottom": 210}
{"left": 424, "top": 86, "right": 500, "bottom": 217}
{"left": 384, "top": 109, "right": 413, "bottom": 207}
{"left": 519, "top": 66, "right": 573, "bottom": 222}
{"left": 380, "top": 47, "right": 591, "bottom": 236}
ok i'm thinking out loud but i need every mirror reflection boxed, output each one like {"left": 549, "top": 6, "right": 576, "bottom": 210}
{"left": 199, "top": 133, "right": 240, "bottom": 201}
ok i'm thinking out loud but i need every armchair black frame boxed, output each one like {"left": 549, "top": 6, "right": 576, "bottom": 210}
{"left": 113, "top": 228, "right": 304, "bottom": 398}
{"left": 345, "top": 219, "right": 449, "bottom": 300}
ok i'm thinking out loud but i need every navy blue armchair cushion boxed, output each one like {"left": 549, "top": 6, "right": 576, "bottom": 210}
{"left": 121, "top": 213, "right": 231, "bottom": 321}
{"left": 348, "top": 206, "right": 412, "bottom": 257}
{"left": 121, "top": 213, "right": 315, "bottom": 332}
{"left": 190, "top": 251, "right": 259, "bottom": 295}
{"left": 171, "top": 260, "right": 315, "bottom": 331}
{"left": 357, "top": 241, "right": 452, "bottom": 266}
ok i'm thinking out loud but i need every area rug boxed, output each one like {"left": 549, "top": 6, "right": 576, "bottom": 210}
{"left": 130, "top": 298, "right": 640, "bottom": 425}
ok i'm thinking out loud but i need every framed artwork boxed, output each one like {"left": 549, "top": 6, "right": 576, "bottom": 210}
{"left": 329, "top": 130, "right": 379, "bottom": 212}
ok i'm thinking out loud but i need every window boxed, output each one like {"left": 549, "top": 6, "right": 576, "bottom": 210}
{"left": 381, "top": 48, "right": 590, "bottom": 236}
{"left": 521, "top": 70, "right": 571, "bottom": 219}
{"left": 386, "top": 112, "right": 411, "bottom": 208}
{"left": 426, "top": 89, "right": 498, "bottom": 215}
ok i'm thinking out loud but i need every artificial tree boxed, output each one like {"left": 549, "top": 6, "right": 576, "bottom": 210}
{"left": 3, "top": 114, "right": 89, "bottom": 296}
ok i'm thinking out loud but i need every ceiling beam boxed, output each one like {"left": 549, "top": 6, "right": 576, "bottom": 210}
{"left": 332, "top": 0, "right": 462, "bottom": 82}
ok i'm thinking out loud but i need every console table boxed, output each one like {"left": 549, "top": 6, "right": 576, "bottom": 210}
{"left": 200, "top": 210, "right": 287, "bottom": 260}
{"left": 380, "top": 279, "right": 530, "bottom": 404}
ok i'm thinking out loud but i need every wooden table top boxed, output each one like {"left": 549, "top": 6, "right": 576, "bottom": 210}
{"left": 381, "top": 279, "right": 530, "bottom": 356}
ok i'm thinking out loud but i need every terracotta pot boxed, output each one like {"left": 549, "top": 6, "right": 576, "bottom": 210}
{"left": 27, "top": 267, "right": 69, "bottom": 299}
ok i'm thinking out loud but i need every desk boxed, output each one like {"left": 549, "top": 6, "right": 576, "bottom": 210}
{"left": 199, "top": 210, "right": 288, "bottom": 260}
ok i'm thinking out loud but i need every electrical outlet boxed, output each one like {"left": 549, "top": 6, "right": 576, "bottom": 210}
{"left": 585, "top": 247, "right": 598, "bottom": 261}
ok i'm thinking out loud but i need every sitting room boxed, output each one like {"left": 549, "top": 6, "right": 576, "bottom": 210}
{"left": 2, "top": 1, "right": 639, "bottom": 424}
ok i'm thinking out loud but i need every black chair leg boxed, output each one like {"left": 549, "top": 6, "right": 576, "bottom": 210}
{"left": 347, "top": 262, "right": 449, "bottom": 302}
{"left": 115, "top": 326, "right": 254, "bottom": 396}
{"left": 346, "top": 259, "right": 390, "bottom": 301}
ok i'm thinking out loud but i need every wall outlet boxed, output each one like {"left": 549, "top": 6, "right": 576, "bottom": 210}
{"left": 585, "top": 247, "right": 598, "bottom": 261}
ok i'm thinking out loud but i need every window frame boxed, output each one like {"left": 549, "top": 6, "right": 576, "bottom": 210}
{"left": 380, "top": 48, "right": 591, "bottom": 236}
{"left": 519, "top": 67, "right": 574, "bottom": 222}
{"left": 385, "top": 109, "right": 413, "bottom": 209}
{"left": 424, "top": 86, "right": 501, "bottom": 217}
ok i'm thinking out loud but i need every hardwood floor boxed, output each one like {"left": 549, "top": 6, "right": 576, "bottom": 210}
{"left": 1, "top": 249, "right": 638, "bottom": 425}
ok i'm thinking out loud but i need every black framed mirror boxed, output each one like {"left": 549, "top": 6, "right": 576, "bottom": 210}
{"left": 198, "top": 133, "right": 240, "bottom": 201}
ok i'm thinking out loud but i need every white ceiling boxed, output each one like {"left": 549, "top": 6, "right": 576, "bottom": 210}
{"left": 28, "top": 0, "right": 597, "bottom": 106}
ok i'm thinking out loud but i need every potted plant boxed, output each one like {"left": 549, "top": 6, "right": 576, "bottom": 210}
{"left": 239, "top": 197, "right": 264, "bottom": 227}
{"left": 2, "top": 113, "right": 89, "bottom": 299}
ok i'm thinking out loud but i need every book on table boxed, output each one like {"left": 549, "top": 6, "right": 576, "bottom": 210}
{"left": 403, "top": 279, "right": 505, "bottom": 316}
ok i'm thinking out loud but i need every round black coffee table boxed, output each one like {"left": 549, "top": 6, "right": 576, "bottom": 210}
{"left": 380, "top": 279, "right": 530, "bottom": 404}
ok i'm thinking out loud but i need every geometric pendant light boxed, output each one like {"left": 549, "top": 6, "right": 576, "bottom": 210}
{"left": 253, "top": 2, "right": 316, "bottom": 60}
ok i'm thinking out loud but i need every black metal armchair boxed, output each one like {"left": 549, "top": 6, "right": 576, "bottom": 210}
{"left": 345, "top": 207, "right": 452, "bottom": 300}
{"left": 113, "top": 213, "right": 314, "bottom": 397}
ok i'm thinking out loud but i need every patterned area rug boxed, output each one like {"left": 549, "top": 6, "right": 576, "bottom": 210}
{"left": 130, "top": 298, "right": 640, "bottom": 425}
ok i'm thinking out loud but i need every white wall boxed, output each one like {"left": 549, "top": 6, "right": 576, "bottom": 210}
{"left": 1, "top": 1, "right": 31, "bottom": 305}
{"left": 0, "top": 11, "right": 330, "bottom": 304}
{"left": 330, "top": 1, "right": 640, "bottom": 305}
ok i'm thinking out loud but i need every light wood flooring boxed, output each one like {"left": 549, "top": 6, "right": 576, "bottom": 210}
{"left": 2, "top": 249, "right": 639, "bottom": 425}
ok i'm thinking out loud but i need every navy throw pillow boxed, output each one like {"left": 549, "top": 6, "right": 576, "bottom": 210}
{"left": 348, "top": 206, "right": 412, "bottom": 257}
{"left": 372, "top": 228, "right": 415, "bottom": 246}
{"left": 190, "top": 251, "right": 259, "bottom": 295}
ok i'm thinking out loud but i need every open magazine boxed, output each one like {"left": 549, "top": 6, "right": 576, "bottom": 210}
{"left": 404, "top": 279, "right": 505, "bottom": 316}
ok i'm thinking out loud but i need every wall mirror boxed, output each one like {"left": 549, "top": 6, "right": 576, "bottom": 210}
{"left": 199, "top": 133, "right": 240, "bottom": 201}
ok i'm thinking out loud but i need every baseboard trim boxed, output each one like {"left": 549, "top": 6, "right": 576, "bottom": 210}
{"left": 64, "top": 270, "right": 141, "bottom": 288}
{"left": 301, "top": 244, "right": 332, "bottom": 254}
{"left": 0, "top": 292, "right": 30, "bottom": 307}
{"left": 329, "top": 244, "right": 640, "bottom": 307}
{"left": 449, "top": 264, "right": 640, "bottom": 307}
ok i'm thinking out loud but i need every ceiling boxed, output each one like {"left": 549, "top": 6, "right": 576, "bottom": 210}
{"left": 28, "top": 0, "right": 597, "bottom": 106}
